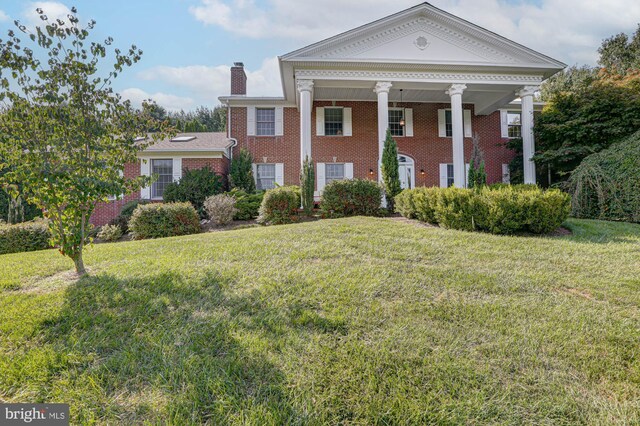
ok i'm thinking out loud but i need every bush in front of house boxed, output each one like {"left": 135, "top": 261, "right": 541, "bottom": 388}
{"left": 0, "top": 219, "right": 51, "bottom": 254}
{"left": 227, "top": 189, "right": 264, "bottom": 220}
{"left": 128, "top": 202, "right": 201, "bottom": 239}
{"left": 396, "top": 185, "right": 570, "bottom": 234}
{"left": 257, "top": 186, "right": 300, "bottom": 225}
{"left": 204, "top": 194, "right": 237, "bottom": 226}
{"left": 110, "top": 199, "right": 150, "bottom": 233}
{"left": 163, "top": 166, "right": 225, "bottom": 218}
{"left": 320, "top": 179, "right": 382, "bottom": 218}
{"left": 97, "top": 224, "right": 123, "bottom": 242}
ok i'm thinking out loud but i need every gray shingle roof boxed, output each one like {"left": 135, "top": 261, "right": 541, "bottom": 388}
{"left": 143, "top": 132, "right": 232, "bottom": 152}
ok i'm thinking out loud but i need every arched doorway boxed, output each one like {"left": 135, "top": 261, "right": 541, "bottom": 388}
{"left": 398, "top": 154, "right": 415, "bottom": 189}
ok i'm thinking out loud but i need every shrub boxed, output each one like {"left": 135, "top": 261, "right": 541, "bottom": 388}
{"left": 397, "top": 185, "right": 570, "bottom": 234}
{"left": 0, "top": 219, "right": 51, "bottom": 254}
{"left": 204, "top": 194, "right": 237, "bottom": 226}
{"left": 381, "top": 129, "right": 401, "bottom": 212}
{"left": 300, "top": 156, "right": 314, "bottom": 215}
{"left": 320, "top": 179, "right": 382, "bottom": 218}
{"left": 229, "top": 149, "right": 256, "bottom": 192}
{"left": 128, "top": 202, "right": 201, "bottom": 239}
{"left": 257, "top": 186, "right": 300, "bottom": 225}
{"left": 163, "top": 167, "right": 225, "bottom": 217}
{"left": 228, "top": 189, "right": 264, "bottom": 220}
{"left": 0, "top": 189, "right": 41, "bottom": 223}
{"left": 110, "top": 199, "right": 150, "bottom": 233}
{"left": 97, "top": 224, "right": 123, "bottom": 242}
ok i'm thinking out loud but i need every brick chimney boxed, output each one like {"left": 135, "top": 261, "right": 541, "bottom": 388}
{"left": 230, "top": 62, "right": 247, "bottom": 96}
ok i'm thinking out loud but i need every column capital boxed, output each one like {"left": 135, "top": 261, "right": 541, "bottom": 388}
{"left": 516, "top": 85, "right": 539, "bottom": 98}
{"left": 446, "top": 83, "right": 467, "bottom": 97}
{"left": 296, "top": 79, "right": 314, "bottom": 93}
{"left": 374, "top": 81, "right": 393, "bottom": 94}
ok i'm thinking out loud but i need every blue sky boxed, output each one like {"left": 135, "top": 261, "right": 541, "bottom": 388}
{"left": 1, "top": 0, "right": 639, "bottom": 111}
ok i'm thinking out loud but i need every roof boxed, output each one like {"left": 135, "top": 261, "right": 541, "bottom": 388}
{"left": 142, "top": 132, "right": 233, "bottom": 153}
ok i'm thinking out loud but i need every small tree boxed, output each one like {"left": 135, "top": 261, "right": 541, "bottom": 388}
{"left": 0, "top": 8, "right": 171, "bottom": 274}
{"left": 300, "top": 156, "right": 315, "bottom": 215}
{"left": 381, "top": 128, "right": 401, "bottom": 212}
{"left": 468, "top": 133, "right": 487, "bottom": 189}
{"left": 229, "top": 149, "right": 256, "bottom": 192}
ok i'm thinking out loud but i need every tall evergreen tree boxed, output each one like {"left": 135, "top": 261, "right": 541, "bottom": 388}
{"left": 468, "top": 133, "right": 487, "bottom": 189}
{"left": 300, "top": 156, "right": 314, "bottom": 215}
{"left": 381, "top": 128, "right": 401, "bottom": 212}
{"left": 229, "top": 149, "right": 256, "bottom": 192}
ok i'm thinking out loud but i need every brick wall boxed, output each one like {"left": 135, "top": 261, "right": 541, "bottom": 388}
{"left": 231, "top": 101, "right": 516, "bottom": 187}
{"left": 90, "top": 157, "right": 230, "bottom": 226}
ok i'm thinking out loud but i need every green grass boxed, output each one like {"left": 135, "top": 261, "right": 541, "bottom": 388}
{"left": 1, "top": 217, "right": 639, "bottom": 424}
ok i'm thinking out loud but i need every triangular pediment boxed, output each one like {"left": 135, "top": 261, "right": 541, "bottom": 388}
{"left": 282, "top": 3, "right": 565, "bottom": 68}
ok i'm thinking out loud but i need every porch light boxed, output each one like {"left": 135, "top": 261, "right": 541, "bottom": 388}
{"left": 420, "top": 169, "right": 425, "bottom": 175}
{"left": 399, "top": 89, "right": 406, "bottom": 127}
{"left": 369, "top": 168, "right": 374, "bottom": 175}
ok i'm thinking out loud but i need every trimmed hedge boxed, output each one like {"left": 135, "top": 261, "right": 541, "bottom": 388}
{"left": 110, "top": 199, "right": 150, "bottom": 233}
{"left": 0, "top": 219, "right": 51, "bottom": 254}
{"left": 257, "top": 186, "right": 300, "bottom": 225}
{"left": 395, "top": 185, "right": 570, "bottom": 234}
{"left": 320, "top": 179, "right": 382, "bottom": 218}
{"left": 128, "top": 202, "right": 201, "bottom": 239}
{"left": 228, "top": 189, "right": 264, "bottom": 221}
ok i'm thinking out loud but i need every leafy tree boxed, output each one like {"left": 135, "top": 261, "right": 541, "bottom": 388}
{"left": 467, "top": 133, "right": 486, "bottom": 189}
{"left": 539, "top": 65, "right": 599, "bottom": 101}
{"left": 598, "top": 24, "right": 640, "bottom": 75}
{"left": 0, "top": 8, "right": 171, "bottom": 274}
{"left": 229, "top": 149, "right": 256, "bottom": 192}
{"left": 381, "top": 128, "right": 401, "bottom": 212}
{"left": 163, "top": 167, "right": 225, "bottom": 218}
{"left": 169, "top": 106, "right": 227, "bottom": 132}
{"left": 300, "top": 156, "right": 314, "bottom": 215}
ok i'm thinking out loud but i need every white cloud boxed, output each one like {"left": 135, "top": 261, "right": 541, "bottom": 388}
{"left": 188, "top": 0, "right": 640, "bottom": 65}
{"left": 0, "top": 10, "right": 9, "bottom": 22}
{"left": 120, "top": 88, "right": 195, "bottom": 112}
{"left": 23, "top": 2, "right": 73, "bottom": 28}
{"left": 137, "top": 57, "right": 282, "bottom": 103}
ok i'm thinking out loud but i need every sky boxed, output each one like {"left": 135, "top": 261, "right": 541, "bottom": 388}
{"left": 1, "top": 0, "right": 639, "bottom": 111}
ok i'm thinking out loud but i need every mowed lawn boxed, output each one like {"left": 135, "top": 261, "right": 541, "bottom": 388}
{"left": 1, "top": 217, "right": 639, "bottom": 424}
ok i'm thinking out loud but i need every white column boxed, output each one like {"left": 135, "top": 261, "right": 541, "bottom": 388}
{"left": 446, "top": 83, "right": 467, "bottom": 188}
{"left": 517, "top": 86, "right": 539, "bottom": 185}
{"left": 297, "top": 79, "right": 314, "bottom": 164}
{"left": 374, "top": 81, "right": 393, "bottom": 183}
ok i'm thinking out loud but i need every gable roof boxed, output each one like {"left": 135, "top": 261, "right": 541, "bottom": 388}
{"left": 143, "top": 132, "right": 232, "bottom": 153}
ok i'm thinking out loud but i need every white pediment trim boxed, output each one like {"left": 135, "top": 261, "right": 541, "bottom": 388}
{"left": 295, "top": 69, "right": 543, "bottom": 85}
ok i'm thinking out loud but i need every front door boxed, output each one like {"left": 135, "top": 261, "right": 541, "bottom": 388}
{"left": 398, "top": 155, "right": 414, "bottom": 189}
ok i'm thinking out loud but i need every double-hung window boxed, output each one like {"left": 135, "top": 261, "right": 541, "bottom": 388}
{"left": 151, "top": 159, "right": 173, "bottom": 199}
{"left": 324, "top": 108, "right": 343, "bottom": 136}
{"left": 256, "top": 108, "right": 275, "bottom": 136}
{"left": 389, "top": 109, "right": 405, "bottom": 137}
{"left": 444, "top": 110, "right": 453, "bottom": 137}
{"left": 446, "top": 164, "right": 455, "bottom": 188}
{"left": 507, "top": 112, "right": 522, "bottom": 138}
{"left": 325, "top": 163, "right": 345, "bottom": 185}
{"left": 256, "top": 164, "right": 276, "bottom": 190}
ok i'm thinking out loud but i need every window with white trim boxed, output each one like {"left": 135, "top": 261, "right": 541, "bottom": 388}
{"left": 151, "top": 159, "right": 173, "bottom": 199}
{"left": 507, "top": 112, "right": 522, "bottom": 138}
{"left": 325, "top": 163, "right": 345, "bottom": 184}
{"left": 446, "top": 164, "right": 455, "bottom": 188}
{"left": 256, "top": 163, "right": 276, "bottom": 190}
{"left": 256, "top": 108, "right": 275, "bottom": 136}
{"left": 444, "top": 110, "right": 453, "bottom": 137}
{"left": 324, "top": 108, "right": 343, "bottom": 136}
{"left": 389, "top": 109, "right": 405, "bottom": 137}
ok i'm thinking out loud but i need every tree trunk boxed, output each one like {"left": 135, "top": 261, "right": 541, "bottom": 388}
{"left": 74, "top": 252, "right": 86, "bottom": 275}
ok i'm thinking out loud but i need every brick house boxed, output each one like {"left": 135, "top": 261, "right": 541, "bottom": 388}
{"left": 92, "top": 2, "right": 565, "bottom": 225}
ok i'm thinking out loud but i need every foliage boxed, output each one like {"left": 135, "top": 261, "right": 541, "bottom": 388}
{"left": 300, "top": 156, "right": 315, "bottom": 215}
{"left": 169, "top": 106, "right": 226, "bottom": 132}
{"left": 163, "top": 167, "right": 224, "bottom": 218}
{"left": 128, "top": 202, "right": 201, "bottom": 239}
{"left": 320, "top": 179, "right": 382, "bottom": 218}
{"left": 229, "top": 149, "right": 256, "bottom": 192}
{"left": 598, "top": 24, "right": 640, "bottom": 76}
{"left": 567, "top": 131, "right": 640, "bottom": 222}
{"left": 109, "top": 199, "right": 150, "bottom": 233}
{"left": 467, "top": 133, "right": 487, "bottom": 189}
{"left": 397, "top": 185, "right": 570, "bottom": 234}
{"left": 381, "top": 129, "right": 401, "bottom": 212}
{"left": 0, "top": 181, "right": 41, "bottom": 224}
{"left": 204, "top": 194, "right": 237, "bottom": 226}
{"left": 539, "top": 65, "right": 599, "bottom": 101}
{"left": 97, "top": 224, "right": 123, "bottom": 242}
{"left": 227, "top": 189, "right": 264, "bottom": 221}
{"left": 257, "top": 186, "right": 300, "bottom": 225}
{"left": 0, "top": 219, "right": 51, "bottom": 254}
{"left": 0, "top": 8, "right": 172, "bottom": 273}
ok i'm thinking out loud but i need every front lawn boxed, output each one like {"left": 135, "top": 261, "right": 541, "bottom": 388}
{"left": 1, "top": 217, "right": 639, "bottom": 424}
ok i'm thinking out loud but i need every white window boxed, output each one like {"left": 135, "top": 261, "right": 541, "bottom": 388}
{"left": 256, "top": 108, "right": 275, "bottom": 136}
{"left": 151, "top": 159, "right": 173, "bottom": 199}
{"left": 507, "top": 112, "right": 521, "bottom": 138}
{"left": 389, "top": 109, "right": 405, "bottom": 137}
{"left": 256, "top": 163, "right": 276, "bottom": 190}
{"left": 502, "top": 163, "right": 511, "bottom": 184}
{"left": 316, "top": 107, "right": 352, "bottom": 136}
{"left": 439, "top": 163, "right": 471, "bottom": 188}
{"left": 325, "top": 163, "right": 345, "bottom": 184}
{"left": 438, "top": 109, "right": 472, "bottom": 138}
{"left": 316, "top": 162, "right": 353, "bottom": 193}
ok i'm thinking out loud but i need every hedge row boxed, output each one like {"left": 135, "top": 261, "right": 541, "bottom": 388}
{"left": 129, "top": 202, "right": 201, "bottom": 239}
{"left": 395, "top": 185, "right": 570, "bottom": 234}
{"left": 0, "top": 219, "right": 51, "bottom": 254}
{"left": 320, "top": 179, "right": 382, "bottom": 218}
